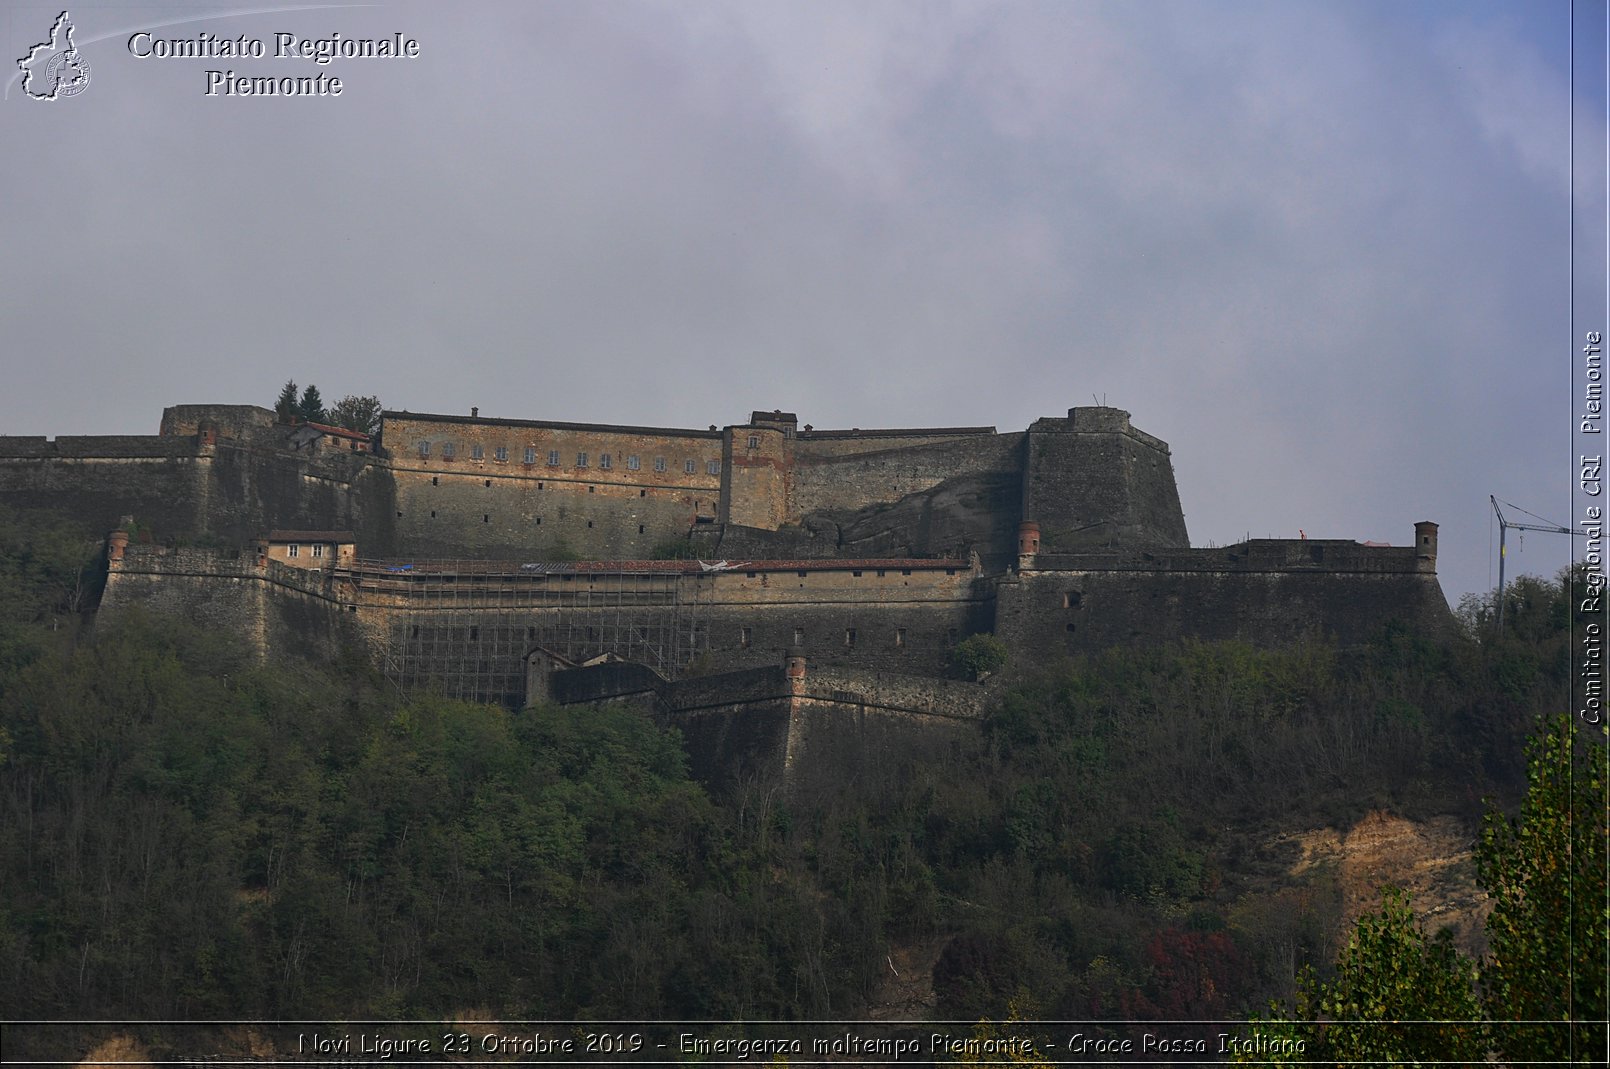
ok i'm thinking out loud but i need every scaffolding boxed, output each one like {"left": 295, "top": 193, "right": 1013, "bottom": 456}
{"left": 346, "top": 559, "right": 710, "bottom": 706}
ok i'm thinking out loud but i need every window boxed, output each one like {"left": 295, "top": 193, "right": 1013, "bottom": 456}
{"left": 793, "top": 627, "right": 804, "bottom": 645}
{"left": 471, "top": 444, "right": 484, "bottom": 460}
{"left": 895, "top": 628, "right": 906, "bottom": 647}
{"left": 588, "top": 485, "right": 595, "bottom": 493}
{"left": 312, "top": 544, "right": 324, "bottom": 558}
{"left": 524, "top": 447, "right": 536, "bottom": 465}
{"left": 600, "top": 453, "right": 612, "bottom": 470}
{"left": 707, "top": 460, "right": 721, "bottom": 475}
{"left": 685, "top": 459, "right": 696, "bottom": 474}
{"left": 577, "top": 452, "right": 589, "bottom": 467}
{"left": 418, "top": 441, "right": 430, "bottom": 458}
{"left": 797, "top": 570, "right": 808, "bottom": 578}
{"left": 441, "top": 442, "right": 455, "bottom": 459}
{"left": 741, "top": 627, "right": 752, "bottom": 648}
{"left": 287, "top": 543, "right": 299, "bottom": 558}
{"left": 431, "top": 476, "right": 438, "bottom": 485}
{"left": 747, "top": 435, "right": 759, "bottom": 449}
{"left": 627, "top": 455, "right": 640, "bottom": 470}
{"left": 852, "top": 570, "right": 863, "bottom": 578}
{"left": 484, "top": 479, "right": 491, "bottom": 487}
{"left": 654, "top": 457, "right": 667, "bottom": 472}
{"left": 845, "top": 629, "right": 857, "bottom": 648}
{"left": 494, "top": 446, "right": 508, "bottom": 462}
{"left": 548, "top": 450, "right": 560, "bottom": 466}
{"left": 638, "top": 524, "right": 645, "bottom": 534}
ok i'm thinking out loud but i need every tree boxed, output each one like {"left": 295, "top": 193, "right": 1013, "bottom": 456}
{"left": 296, "top": 385, "right": 325, "bottom": 425}
{"left": 952, "top": 633, "right": 1008, "bottom": 681}
{"left": 1479, "top": 713, "right": 1608, "bottom": 1063}
{"left": 1235, "top": 890, "right": 1484, "bottom": 1064}
{"left": 1240, "top": 713, "right": 1608, "bottom": 1064}
{"left": 273, "top": 380, "right": 298, "bottom": 422}
{"left": 328, "top": 395, "right": 382, "bottom": 437}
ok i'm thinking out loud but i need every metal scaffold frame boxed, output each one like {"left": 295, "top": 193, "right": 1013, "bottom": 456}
{"left": 346, "top": 559, "right": 710, "bottom": 706}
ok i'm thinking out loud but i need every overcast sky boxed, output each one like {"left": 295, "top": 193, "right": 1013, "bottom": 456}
{"left": 3, "top": 0, "right": 1602, "bottom": 607}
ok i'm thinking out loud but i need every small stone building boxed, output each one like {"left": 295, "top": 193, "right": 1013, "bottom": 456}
{"left": 265, "top": 530, "right": 357, "bottom": 568}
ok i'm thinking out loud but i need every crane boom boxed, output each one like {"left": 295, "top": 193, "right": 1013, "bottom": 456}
{"left": 1491, "top": 496, "right": 1588, "bottom": 633}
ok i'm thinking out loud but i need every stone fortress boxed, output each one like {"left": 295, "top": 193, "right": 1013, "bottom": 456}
{"left": 0, "top": 402, "right": 1450, "bottom": 790}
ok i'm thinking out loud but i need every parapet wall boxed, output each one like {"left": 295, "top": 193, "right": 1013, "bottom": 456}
{"left": 995, "top": 558, "right": 1450, "bottom": 664}
{"left": 159, "top": 404, "right": 276, "bottom": 441}
{"left": 101, "top": 544, "right": 358, "bottom": 664}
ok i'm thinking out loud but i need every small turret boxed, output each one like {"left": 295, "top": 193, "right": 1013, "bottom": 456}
{"left": 1414, "top": 521, "right": 1438, "bottom": 572}
{"left": 784, "top": 645, "right": 807, "bottom": 692}
{"left": 1018, "top": 520, "right": 1041, "bottom": 555}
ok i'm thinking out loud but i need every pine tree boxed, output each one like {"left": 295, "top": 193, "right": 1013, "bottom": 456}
{"left": 297, "top": 385, "right": 325, "bottom": 425}
{"left": 274, "top": 380, "right": 298, "bottom": 423}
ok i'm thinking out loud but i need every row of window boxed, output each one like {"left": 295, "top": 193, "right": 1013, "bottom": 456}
{"left": 418, "top": 441, "right": 720, "bottom": 475}
{"left": 284, "top": 544, "right": 324, "bottom": 558}
{"left": 738, "top": 626, "right": 956, "bottom": 648}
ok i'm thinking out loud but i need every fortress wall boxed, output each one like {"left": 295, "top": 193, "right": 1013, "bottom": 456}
{"left": 690, "top": 566, "right": 992, "bottom": 675}
{"left": 1023, "top": 410, "right": 1188, "bottom": 550}
{"left": 382, "top": 413, "right": 725, "bottom": 558}
{"left": 781, "top": 687, "right": 983, "bottom": 802}
{"left": 721, "top": 425, "right": 789, "bottom": 530}
{"left": 0, "top": 435, "right": 372, "bottom": 545}
{"left": 802, "top": 666, "right": 990, "bottom": 721}
{"left": 789, "top": 432, "right": 1024, "bottom": 518}
{"left": 1030, "top": 540, "right": 1423, "bottom": 575}
{"left": 100, "top": 547, "right": 356, "bottom": 664}
{"left": 994, "top": 566, "right": 1451, "bottom": 664}
{"left": 382, "top": 414, "right": 723, "bottom": 489}
{"left": 159, "top": 404, "right": 276, "bottom": 440}
{"left": 0, "top": 439, "right": 209, "bottom": 537}
{"left": 202, "top": 442, "right": 371, "bottom": 543}
{"left": 791, "top": 427, "right": 998, "bottom": 459}
{"left": 386, "top": 463, "right": 713, "bottom": 560}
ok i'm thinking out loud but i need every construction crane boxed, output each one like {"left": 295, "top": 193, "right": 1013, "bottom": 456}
{"left": 1491, "top": 496, "right": 1588, "bottom": 633}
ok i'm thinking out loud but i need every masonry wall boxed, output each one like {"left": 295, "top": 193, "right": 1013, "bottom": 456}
{"left": 789, "top": 431, "right": 1020, "bottom": 519}
{"left": 1022, "top": 408, "right": 1189, "bottom": 551}
{"left": 159, "top": 404, "right": 277, "bottom": 441}
{"left": 994, "top": 557, "right": 1451, "bottom": 664}
{"left": 382, "top": 413, "right": 724, "bottom": 559}
{"left": 720, "top": 425, "right": 790, "bottom": 530}
{"left": 99, "top": 546, "right": 357, "bottom": 665}
{"left": 0, "top": 436, "right": 209, "bottom": 536}
{"left": 0, "top": 434, "right": 375, "bottom": 547}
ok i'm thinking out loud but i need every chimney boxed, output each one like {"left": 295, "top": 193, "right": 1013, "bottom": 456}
{"left": 471, "top": 406, "right": 479, "bottom": 418}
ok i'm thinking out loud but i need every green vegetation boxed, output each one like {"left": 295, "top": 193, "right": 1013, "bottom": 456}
{"left": 0, "top": 506, "right": 1585, "bottom": 1042}
{"left": 328, "top": 394, "right": 383, "bottom": 436}
{"left": 273, "top": 380, "right": 299, "bottom": 423}
{"left": 650, "top": 536, "right": 698, "bottom": 560}
{"left": 272, "top": 383, "right": 381, "bottom": 434}
{"left": 1239, "top": 713, "right": 1607, "bottom": 1064}
{"left": 951, "top": 633, "right": 1008, "bottom": 680}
